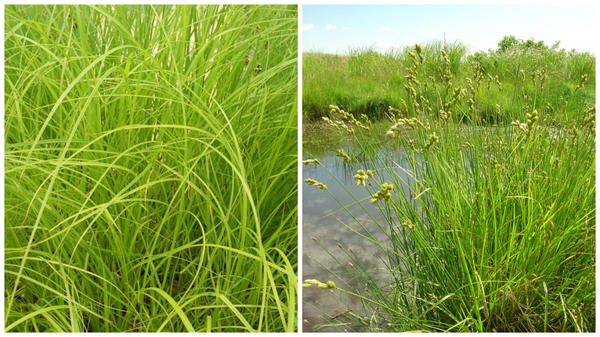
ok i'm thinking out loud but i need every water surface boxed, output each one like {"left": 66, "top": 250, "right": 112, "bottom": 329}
{"left": 302, "top": 144, "right": 416, "bottom": 332}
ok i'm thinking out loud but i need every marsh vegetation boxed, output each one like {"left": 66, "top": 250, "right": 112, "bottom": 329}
{"left": 303, "top": 38, "right": 595, "bottom": 332}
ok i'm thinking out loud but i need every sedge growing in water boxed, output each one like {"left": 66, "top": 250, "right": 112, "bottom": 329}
{"left": 303, "top": 44, "right": 594, "bottom": 332}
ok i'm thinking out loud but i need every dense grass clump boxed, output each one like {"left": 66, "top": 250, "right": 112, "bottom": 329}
{"left": 5, "top": 5, "right": 297, "bottom": 332}
{"left": 302, "top": 44, "right": 595, "bottom": 332}
{"left": 303, "top": 39, "right": 594, "bottom": 123}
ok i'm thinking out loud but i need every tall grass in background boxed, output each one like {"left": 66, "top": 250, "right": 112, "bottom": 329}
{"left": 303, "top": 40, "right": 594, "bottom": 123}
{"left": 303, "top": 44, "right": 595, "bottom": 331}
{"left": 5, "top": 5, "right": 297, "bottom": 332}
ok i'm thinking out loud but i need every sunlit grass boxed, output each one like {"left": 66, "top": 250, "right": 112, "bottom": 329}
{"left": 303, "top": 40, "right": 594, "bottom": 123}
{"left": 303, "top": 44, "right": 595, "bottom": 332}
{"left": 5, "top": 4, "right": 297, "bottom": 332}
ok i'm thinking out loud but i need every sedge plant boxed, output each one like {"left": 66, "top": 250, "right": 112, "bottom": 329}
{"left": 5, "top": 5, "right": 297, "bottom": 332}
{"left": 303, "top": 45, "right": 594, "bottom": 332}
{"left": 303, "top": 39, "right": 594, "bottom": 123}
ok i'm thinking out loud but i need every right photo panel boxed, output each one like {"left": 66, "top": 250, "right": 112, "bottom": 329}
{"left": 301, "top": 4, "right": 595, "bottom": 332}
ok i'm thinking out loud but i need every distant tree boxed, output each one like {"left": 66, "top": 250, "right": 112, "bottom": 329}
{"left": 498, "top": 35, "right": 519, "bottom": 52}
{"left": 497, "top": 35, "right": 549, "bottom": 52}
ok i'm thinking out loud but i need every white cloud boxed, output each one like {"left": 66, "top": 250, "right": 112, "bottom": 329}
{"left": 325, "top": 24, "right": 337, "bottom": 31}
{"left": 343, "top": 26, "right": 350, "bottom": 31}
{"left": 382, "top": 26, "right": 392, "bottom": 31}
{"left": 302, "top": 24, "right": 314, "bottom": 31}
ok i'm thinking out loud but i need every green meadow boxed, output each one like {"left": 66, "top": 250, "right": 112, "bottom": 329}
{"left": 303, "top": 38, "right": 594, "bottom": 124}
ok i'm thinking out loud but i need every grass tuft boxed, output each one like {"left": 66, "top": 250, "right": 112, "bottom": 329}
{"left": 5, "top": 4, "right": 298, "bottom": 332}
{"left": 303, "top": 43, "right": 595, "bottom": 332}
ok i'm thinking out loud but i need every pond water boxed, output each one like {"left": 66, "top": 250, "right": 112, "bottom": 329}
{"left": 302, "top": 144, "right": 418, "bottom": 332}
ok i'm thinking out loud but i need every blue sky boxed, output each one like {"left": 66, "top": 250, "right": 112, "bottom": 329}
{"left": 302, "top": 4, "right": 596, "bottom": 54}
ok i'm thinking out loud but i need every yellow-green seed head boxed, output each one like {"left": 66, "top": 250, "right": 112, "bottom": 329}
{"left": 336, "top": 149, "right": 352, "bottom": 163}
{"left": 318, "top": 283, "right": 329, "bottom": 289}
{"left": 305, "top": 178, "right": 328, "bottom": 190}
{"left": 402, "top": 219, "right": 415, "bottom": 230}
{"left": 302, "top": 158, "right": 322, "bottom": 166}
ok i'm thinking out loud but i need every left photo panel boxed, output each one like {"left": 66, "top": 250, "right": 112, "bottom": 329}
{"left": 4, "top": 5, "right": 298, "bottom": 332}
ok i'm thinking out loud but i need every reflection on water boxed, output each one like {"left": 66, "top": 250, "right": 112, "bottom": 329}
{"left": 302, "top": 144, "right": 417, "bottom": 332}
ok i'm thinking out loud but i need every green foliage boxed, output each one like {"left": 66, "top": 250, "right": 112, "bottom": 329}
{"left": 498, "top": 35, "right": 521, "bottom": 52}
{"left": 303, "top": 39, "right": 594, "bottom": 124}
{"left": 5, "top": 5, "right": 297, "bottom": 332}
{"left": 498, "top": 35, "right": 549, "bottom": 52}
{"left": 304, "top": 100, "right": 595, "bottom": 331}
{"left": 303, "top": 41, "right": 595, "bottom": 331}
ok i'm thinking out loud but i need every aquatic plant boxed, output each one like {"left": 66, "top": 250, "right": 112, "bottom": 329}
{"left": 304, "top": 178, "right": 328, "bottom": 190}
{"left": 303, "top": 44, "right": 595, "bottom": 331}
